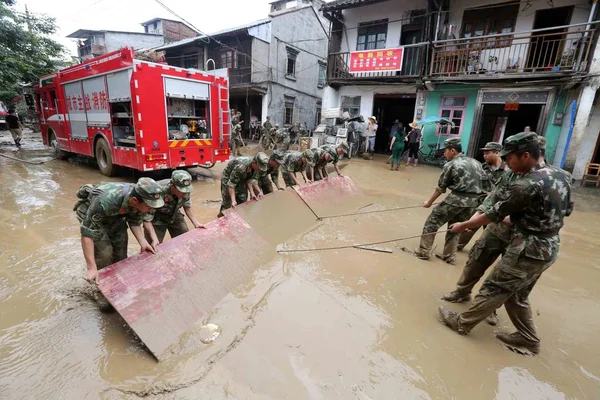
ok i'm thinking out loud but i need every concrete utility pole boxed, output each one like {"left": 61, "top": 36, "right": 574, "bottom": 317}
{"left": 24, "top": 4, "right": 32, "bottom": 31}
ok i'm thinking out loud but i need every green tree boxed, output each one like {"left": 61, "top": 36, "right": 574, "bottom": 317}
{"left": 0, "top": 0, "right": 64, "bottom": 104}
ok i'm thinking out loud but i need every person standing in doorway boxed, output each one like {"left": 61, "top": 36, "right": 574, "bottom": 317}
{"left": 365, "top": 116, "right": 378, "bottom": 158}
{"left": 406, "top": 121, "right": 422, "bottom": 166}
{"left": 389, "top": 123, "right": 406, "bottom": 171}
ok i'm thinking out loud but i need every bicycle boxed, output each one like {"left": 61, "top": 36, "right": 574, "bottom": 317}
{"left": 402, "top": 143, "right": 446, "bottom": 168}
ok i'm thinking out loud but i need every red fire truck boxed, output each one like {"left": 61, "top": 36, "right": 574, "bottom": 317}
{"left": 35, "top": 47, "right": 231, "bottom": 176}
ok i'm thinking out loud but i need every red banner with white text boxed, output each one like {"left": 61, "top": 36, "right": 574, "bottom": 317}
{"left": 349, "top": 48, "right": 404, "bottom": 73}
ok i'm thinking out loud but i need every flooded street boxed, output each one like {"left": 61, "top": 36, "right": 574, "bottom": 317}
{"left": 1, "top": 132, "right": 600, "bottom": 399}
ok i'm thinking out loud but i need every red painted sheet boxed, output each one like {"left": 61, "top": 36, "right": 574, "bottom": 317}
{"left": 97, "top": 212, "right": 271, "bottom": 360}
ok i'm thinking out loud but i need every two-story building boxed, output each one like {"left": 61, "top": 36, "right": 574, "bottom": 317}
{"left": 67, "top": 18, "right": 197, "bottom": 61}
{"left": 155, "top": 0, "right": 330, "bottom": 135}
{"left": 321, "top": 0, "right": 600, "bottom": 178}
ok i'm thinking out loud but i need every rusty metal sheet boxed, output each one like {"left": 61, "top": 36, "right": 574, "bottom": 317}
{"left": 293, "top": 176, "right": 366, "bottom": 218}
{"left": 97, "top": 212, "right": 271, "bottom": 361}
{"left": 231, "top": 188, "right": 318, "bottom": 246}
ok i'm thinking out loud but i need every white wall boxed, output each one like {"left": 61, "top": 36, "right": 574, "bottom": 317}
{"left": 573, "top": 91, "right": 600, "bottom": 179}
{"left": 104, "top": 32, "right": 164, "bottom": 52}
{"left": 340, "top": 0, "right": 428, "bottom": 53}
{"left": 325, "top": 84, "right": 418, "bottom": 118}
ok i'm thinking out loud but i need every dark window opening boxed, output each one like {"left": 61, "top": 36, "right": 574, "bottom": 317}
{"left": 357, "top": 19, "right": 388, "bottom": 51}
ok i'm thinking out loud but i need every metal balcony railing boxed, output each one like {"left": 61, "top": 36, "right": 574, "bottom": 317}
{"left": 327, "top": 42, "right": 428, "bottom": 83}
{"left": 430, "top": 23, "right": 597, "bottom": 77}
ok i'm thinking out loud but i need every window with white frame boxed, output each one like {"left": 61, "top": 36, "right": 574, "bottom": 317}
{"left": 317, "top": 63, "right": 326, "bottom": 88}
{"left": 438, "top": 96, "right": 466, "bottom": 135}
{"left": 286, "top": 47, "right": 299, "bottom": 78}
{"left": 356, "top": 19, "right": 388, "bottom": 51}
{"left": 341, "top": 96, "right": 361, "bottom": 117}
{"left": 284, "top": 96, "right": 295, "bottom": 125}
{"left": 220, "top": 49, "right": 237, "bottom": 69}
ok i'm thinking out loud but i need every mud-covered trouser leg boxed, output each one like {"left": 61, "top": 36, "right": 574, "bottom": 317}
{"left": 455, "top": 255, "right": 555, "bottom": 338}
{"left": 259, "top": 176, "right": 273, "bottom": 195}
{"left": 282, "top": 172, "right": 296, "bottom": 187}
{"left": 219, "top": 182, "right": 249, "bottom": 215}
{"left": 418, "top": 202, "right": 472, "bottom": 258}
{"left": 168, "top": 212, "right": 189, "bottom": 239}
{"left": 95, "top": 221, "right": 128, "bottom": 270}
{"left": 442, "top": 206, "right": 475, "bottom": 260}
{"left": 455, "top": 229, "right": 507, "bottom": 295}
{"left": 145, "top": 223, "right": 168, "bottom": 244}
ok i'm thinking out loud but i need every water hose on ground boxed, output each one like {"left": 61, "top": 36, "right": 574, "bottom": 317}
{"left": 277, "top": 229, "right": 450, "bottom": 254}
{"left": 0, "top": 153, "right": 57, "bottom": 165}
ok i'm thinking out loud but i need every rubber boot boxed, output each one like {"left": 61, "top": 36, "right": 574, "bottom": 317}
{"left": 441, "top": 291, "right": 471, "bottom": 303}
{"left": 406, "top": 157, "right": 411, "bottom": 167}
{"left": 486, "top": 311, "right": 499, "bottom": 326}
{"left": 395, "top": 164, "right": 399, "bottom": 171}
{"left": 415, "top": 234, "right": 435, "bottom": 260}
{"left": 413, "top": 158, "right": 418, "bottom": 167}
{"left": 390, "top": 162, "right": 395, "bottom": 170}
{"left": 496, "top": 331, "right": 540, "bottom": 355}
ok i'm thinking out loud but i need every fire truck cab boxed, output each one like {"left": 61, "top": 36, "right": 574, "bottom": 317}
{"left": 35, "top": 47, "right": 231, "bottom": 176}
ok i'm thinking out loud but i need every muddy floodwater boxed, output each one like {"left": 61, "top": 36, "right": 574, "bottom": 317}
{"left": 1, "top": 132, "right": 600, "bottom": 399}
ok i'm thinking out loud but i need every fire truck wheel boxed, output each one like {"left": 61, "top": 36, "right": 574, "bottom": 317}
{"left": 95, "top": 138, "right": 116, "bottom": 177}
{"left": 49, "top": 131, "right": 68, "bottom": 160}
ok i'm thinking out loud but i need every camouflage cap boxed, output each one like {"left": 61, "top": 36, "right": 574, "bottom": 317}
{"left": 135, "top": 177, "right": 165, "bottom": 208}
{"left": 536, "top": 134, "right": 547, "bottom": 149}
{"left": 499, "top": 132, "right": 539, "bottom": 156}
{"left": 338, "top": 141, "right": 349, "bottom": 155}
{"left": 443, "top": 137, "right": 462, "bottom": 150}
{"left": 171, "top": 170, "right": 193, "bottom": 193}
{"left": 270, "top": 150, "right": 285, "bottom": 164}
{"left": 480, "top": 142, "right": 502, "bottom": 152}
{"left": 253, "top": 152, "right": 269, "bottom": 171}
{"left": 302, "top": 149, "right": 316, "bottom": 167}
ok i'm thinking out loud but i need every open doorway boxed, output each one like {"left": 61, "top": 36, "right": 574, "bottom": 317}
{"left": 527, "top": 6, "right": 574, "bottom": 70}
{"left": 372, "top": 94, "right": 416, "bottom": 153}
{"left": 474, "top": 103, "right": 543, "bottom": 161}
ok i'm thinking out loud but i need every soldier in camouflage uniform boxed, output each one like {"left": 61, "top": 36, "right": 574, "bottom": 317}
{"left": 281, "top": 149, "right": 315, "bottom": 187}
{"left": 75, "top": 177, "right": 164, "bottom": 283}
{"left": 219, "top": 152, "right": 269, "bottom": 217}
{"left": 259, "top": 125, "right": 275, "bottom": 151}
{"left": 440, "top": 132, "right": 573, "bottom": 355}
{"left": 275, "top": 126, "right": 291, "bottom": 151}
{"left": 263, "top": 116, "right": 272, "bottom": 131}
{"left": 143, "top": 170, "right": 205, "bottom": 244}
{"left": 231, "top": 123, "right": 244, "bottom": 156}
{"left": 257, "top": 151, "right": 285, "bottom": 194}
{"left": 309, "top": 147, "right": 333, "bottom": 181}
{"left": 441, "top": 134, "right": 564, "bottom": 326}
{"left": 457, "top": 142, "right": 507, "bottom": 251}
{"left": 410, "top": 138, "right": 485, "bottom": 265}
{"left": 320, "top": 142, "right": 349, "bottom": 177}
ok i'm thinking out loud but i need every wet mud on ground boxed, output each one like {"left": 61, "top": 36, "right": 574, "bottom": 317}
{"left": 1, "top": 131, "right": 600, "bottom": 399}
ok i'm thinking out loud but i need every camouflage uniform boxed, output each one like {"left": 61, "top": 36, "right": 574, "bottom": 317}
{"left": 263, "top": 119, "right": 272, "bottom": 131}
{"left": 257, "top": 151, "right": 284, "bottom": 194}
{"left": 75, "top": 178, "right": 163, "bottom": 269}
{"left": 231, "top": 124, "right": 244, "bottom": 156}
{"left": 143, "top": 171, "right": 194, "bottom": 243}
{"left": 441, "top": 133, "right": 574, "bottom": 352}
{"left": 281, "top": 150, "right": 315, "bottom": 187}
{"left": 259, "top": 128, "right": 274, "bottom": 151}
{"left": 321, "top": 144, "right": 340, "bottom": 165}
{"left": 457, "top": 150, "right": 507, "bottom": 250}
{"left": 219, "top": 157, "right": 256, "bottom": 215}
{"left": 311, "top": 147, "right": 329, "bottom": 181}
{"left": 417, "top": 138, "right": 485, "bottom": 263}
{"left": 275, "top": 128, "right": 291, "bottom": 152}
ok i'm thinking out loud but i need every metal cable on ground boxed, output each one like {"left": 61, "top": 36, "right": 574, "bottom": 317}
{"left": 277, "top": 229, "right": 450, "bottom": 254}
{"left": 0, "top": 153, "right": 56, "bottom": 165}
{"left": 319, "top": 202, "right": 440, "bottom": 220}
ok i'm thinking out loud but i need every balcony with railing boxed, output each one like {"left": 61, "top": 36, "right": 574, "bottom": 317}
{"left": 326, "top": 42, "right": 428, "bottom": 86}
{"left": 430, "top": 22, "right": 597, "bottom": 80}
